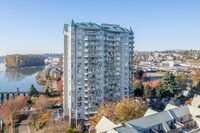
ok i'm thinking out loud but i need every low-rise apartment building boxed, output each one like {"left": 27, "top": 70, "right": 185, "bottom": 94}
{"left": 96, "top": 105, "right": 200, "bottom": 133}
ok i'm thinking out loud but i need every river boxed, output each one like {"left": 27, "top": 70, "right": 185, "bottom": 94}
{"left": 0, "top": 63, "right": 45, "bottom": 92}
{"left": 0, "top": 63, "right": 45, "bottom": 120}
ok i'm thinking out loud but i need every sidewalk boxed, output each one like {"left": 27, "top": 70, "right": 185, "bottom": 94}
{"left": 17, "top": 119, "right": 30, "bottom": 133}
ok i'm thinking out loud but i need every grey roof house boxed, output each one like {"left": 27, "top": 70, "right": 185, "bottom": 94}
{"left": 95, "top": 105, "right": 200, "bottom": 133}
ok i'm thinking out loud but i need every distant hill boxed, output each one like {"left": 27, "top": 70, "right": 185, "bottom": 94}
{"left": 5, "top": 54, "right": 45, "bottom": 68}
{"left": 164, "top": 49, "right": 186, "bottom": 52}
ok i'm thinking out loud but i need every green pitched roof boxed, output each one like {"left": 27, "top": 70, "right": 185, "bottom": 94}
{"left": 76, "top": 22, "right": 102, "bottom": 30}
{"left": 63, "top": 24, "right": 69, "bottom": 33}
{"left": 129, "top": 26, "right": 133, "bottom": 34}
{"left": 69, "top": 19, "right": 75, "bottom": 27}
{"left": 63, "top": 20, "right": 134, "bottom": 34}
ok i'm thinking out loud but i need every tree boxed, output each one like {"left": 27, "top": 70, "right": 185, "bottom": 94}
{"left": 143, "top": 84, "right": 151, "bottom": 98}
{"left": 162, "top": 72, "right": 176, "bottom": 97}
{"left": 57, "top": 58, "right": 63, "bottom": 65}
{"left": 5, "top": 54, "right": 44, "bottom": 68}
{"left": 28, "top": 84, "right": 39, "bottom": 97}
{"left": 90, "top": 98, "right": 146, "bottom": 127}
{"left": 1, "top": 96, "right": 28, "bottom": 132}
{"left": 193, "top": 70, "right": 200, "bottom": 88}
{"left": 54, "top": 76, "right": 61, "bottom": 81}
{"left": 142, "top": 81, "right": 151, "bottom": 88}
{"left": 34, "top": 95, "right": 53, "bottom": 114}
{"left": 30, "top": 95, "right": 55, "bottom": 130}
{"left": 184, "top": 97, "right": 193, "bottom": 105}
{"left": 134, "top": 81, "right": 144, "bottom": 97}
{"left": 57, "top": 79, "right": 63, "bottom": 92}
{"left": 151, "top": 80, "right": 161, "bottom": 88}
{"left": 134, "top": 69, "right": 145, "bottom": 80}
{"left": 175, "top": 72, "right": 188, "bottom": 90}
{"left": 43, "top": 78, "right": 51, "bottom": 95}
{"left": 154, "top": 86, "right": 162, "bottom": 97}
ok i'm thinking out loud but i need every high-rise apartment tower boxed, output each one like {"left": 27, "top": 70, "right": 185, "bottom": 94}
{"left": 63, "top": 20, "right": 134, "bottom": 126}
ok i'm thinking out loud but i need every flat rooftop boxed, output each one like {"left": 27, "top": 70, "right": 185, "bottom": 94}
{"left": 146, "top": 73, "right": 164, "bottom": 77}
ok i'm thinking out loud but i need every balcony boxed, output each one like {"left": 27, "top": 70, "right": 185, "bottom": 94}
{"left": 105, "top": 43, "right": 120, "bottom": 46}
{"left": 85, "top": 111, "right": 89, "bottom": 115}
{"left": 84, "top": 37, "right": 100, "bottom": 41}
{"left": 84, "top": 42, "right": 100, "bottom": 46}
{"left": 83, "top": 31, "right": 101, "bottom": 35}
{"left": 85, "top": 110, "right": 98, "bottom": 115}
{"left": 129, "top": 44, "right": 135, "bottom": 48}
{"left": 105, "top": 39, "right": 120, "bottom": 42}
{"left": 84, "top": 54, "right": 100, "bottom": 58}
{"left": 84, "top": 104, "right": 98, "bottom": 109}
{"left": 84, "top": 78, "right": 97, "bottom": 81}
{"left": 84, "top": 99, "right": 97, "bottom": 103}
{"left": 84, "top": 88, "right": 99, "bottom": 93}
{"left": 84, "top": 116, "right": 95, "bottom": 121}
{"left": 84, "top": 59, "right": 102, "bottom": 63}
{"left": 129, "top": 39, "right": 134, "bottom": 43}
{"left": 84, "top": 121, "right": 91, "bottom": 126}
{"left": 106, "top": 33, "right": 121, "bottom": 37}
{"left": 84, "top": 82, "right": 101, "bottom": 86}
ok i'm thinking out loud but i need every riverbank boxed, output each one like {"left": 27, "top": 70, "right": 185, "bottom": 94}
{"left": 35, "top": 70, "right": 47, "bottom": 85}
{"left": 6, "top": 65, "right": 45, "bottom": 70}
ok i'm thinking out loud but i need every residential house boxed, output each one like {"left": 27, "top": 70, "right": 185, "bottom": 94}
{"left": 96, "top": 105, "right": 200, "bottom": 133}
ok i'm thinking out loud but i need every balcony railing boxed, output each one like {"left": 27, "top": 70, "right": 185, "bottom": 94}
{"left": 83, "top": 31, "right": 101, "bottom": 35}
{"left": 105, "top": 38, "right": 120, "bottom": 42}
{"left": 106, "top": 33, "right": 121, "bottom": 37}
{"left": 105, "top": 43, "right": 120, "bottom": 46}
{"left": 84, "top": 42, "right": 100, "bottom": 46}
{"left": 84, "top": 37, "right": 101, "bottom": 40}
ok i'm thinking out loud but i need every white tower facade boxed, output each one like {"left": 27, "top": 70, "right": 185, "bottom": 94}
{"left": 63, "top": 20, "right": 134, "bottom": 127}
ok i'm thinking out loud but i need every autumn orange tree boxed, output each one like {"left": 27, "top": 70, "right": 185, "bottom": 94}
{"left": 30, "top": 95, "right": 55, "bottom": 130}
{"left": 57, "top": 79, "right": 63, "bottom": 92}
{"left": 184, "top": 97, "right": 194, "bottom": 105}
{"left": 90, "top": 98, "right": 147, "bottom": 127}
{"left": 175, "top": 72, "right": 188, "bottom": 90}
{"left": 193, "top": 70, "right": 200, "bottom": 88}
{"left": 1, "top": 95, "right": 28, "bottom": 132}
{"left": 31, "top": 95, "right": 54, "bottom": 117}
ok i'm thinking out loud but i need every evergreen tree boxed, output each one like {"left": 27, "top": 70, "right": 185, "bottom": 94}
{"left": 134, "top": 81, "right": 144, "bottom": 97}
{"left": 28, "top": 84, "right": 39, "bottom": 97}
{"left": 134, "top": 69, "right": 145, "bottom": 80}
{"left": 162, "top": 71, "right": 176, "bottom": 97}
{"left": 154, "top": 86, "right": 161, "bottom": 97}
{"left": 143, "top": 84, "right": 151, "bottom": 98}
